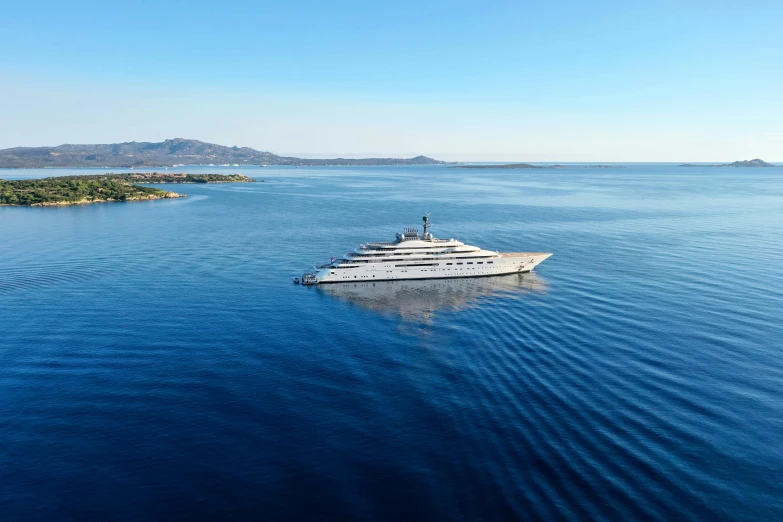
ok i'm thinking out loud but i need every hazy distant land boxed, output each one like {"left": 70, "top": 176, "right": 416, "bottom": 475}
{"left": 454, "top": 163, "right": 623, "bottom": 169}
{"left": 0, "top": 173, "right": 254, "bottom": 206}
{"left": 678, "top": 159, "right": 778, "bottom": 167}
{"left": 0, "top": 138, "right": 447, "bottom": 168}
{"left": 458, "top": 159, "right": 780, "bottom": 169}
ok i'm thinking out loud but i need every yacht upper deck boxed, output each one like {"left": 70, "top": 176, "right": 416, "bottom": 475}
{"left": 307, "top": 215, "right": 553, "bottom": 279}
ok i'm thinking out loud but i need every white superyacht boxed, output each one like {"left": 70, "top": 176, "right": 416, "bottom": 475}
{"left": 300, "top": 215, "right": 552, "bottom": 285}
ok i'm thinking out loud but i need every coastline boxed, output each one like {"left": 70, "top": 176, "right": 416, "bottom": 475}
{"left": 0, "top": 192, "right": 185, "bottom": 207}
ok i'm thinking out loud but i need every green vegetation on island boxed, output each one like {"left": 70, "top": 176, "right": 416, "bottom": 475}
{"left": 0, "top": 173, "right": 255, "bottom": 206}
{"left": 0, "top": 178, "right": 181, "bottom": 206}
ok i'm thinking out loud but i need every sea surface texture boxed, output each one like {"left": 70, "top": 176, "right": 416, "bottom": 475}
{"left": 1, "top": 165, "right": 782, "bottom": 520}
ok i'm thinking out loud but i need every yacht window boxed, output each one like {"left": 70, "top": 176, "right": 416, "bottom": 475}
{"left": 467, "top": 262, "right": 473, "bottom": 265}
{"left": 477, "top": 262, "right": 483, "bottom": 264}
{"left": 488, "top": 261, "right": 493, "bottom": 264}
{"left": 457, "top": 262, "right": 463, "bottom": 265}
{"left": 446, "top": 263, "right": 452, "bottom": 265}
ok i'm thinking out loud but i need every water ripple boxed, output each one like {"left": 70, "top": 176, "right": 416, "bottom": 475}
{"left": 1, "top": 165, "right": 782, "bottom": 519}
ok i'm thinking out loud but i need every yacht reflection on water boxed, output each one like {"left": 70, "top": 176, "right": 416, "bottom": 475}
{"left": 316, "top": 272, "right": 548, "bottom": 322}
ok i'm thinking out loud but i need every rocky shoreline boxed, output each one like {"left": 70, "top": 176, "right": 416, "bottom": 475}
{"left": 21, "top": 192, "right": 185, "bottom": 207}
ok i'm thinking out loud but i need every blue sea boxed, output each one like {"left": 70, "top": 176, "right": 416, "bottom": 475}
{"left": 1, "top": 164, "right": 782, "bottom": 520}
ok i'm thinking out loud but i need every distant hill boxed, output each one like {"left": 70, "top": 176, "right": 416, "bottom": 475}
{"left": 0, "top": 138, "right": 447, "bottom": 168}
{"left": 679, "top": 158, "right": 778, "bottom": 167}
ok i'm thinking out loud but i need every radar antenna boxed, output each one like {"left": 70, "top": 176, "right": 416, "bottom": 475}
{"left": 422, "top": 213, "right": 431, "bottom": 239}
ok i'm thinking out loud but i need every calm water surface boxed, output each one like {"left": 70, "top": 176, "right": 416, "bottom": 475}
{"left": 1, "top": 165, "right": 782, "bottom": 520}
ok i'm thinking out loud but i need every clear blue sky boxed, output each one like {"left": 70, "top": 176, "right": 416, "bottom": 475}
{"left": 1, "top": 0, "right": 781, "bottom": 161}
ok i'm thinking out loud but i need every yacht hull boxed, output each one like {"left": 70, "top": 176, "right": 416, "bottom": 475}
{"left": 311, "top": 252, "right": 552, "bottom": 284}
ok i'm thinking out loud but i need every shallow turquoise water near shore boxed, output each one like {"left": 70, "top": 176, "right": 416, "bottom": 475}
{"left": 1, "top": 165, "right": 782, "bottom": 520}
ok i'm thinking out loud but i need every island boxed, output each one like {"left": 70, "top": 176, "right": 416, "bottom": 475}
{"left": 0, "top": 138, "right": 448, "bottom": 168}
{"left": 88, "top": 172, "right": 256, "bottom": 183}
{"left": 0, "top": 173, "right": 255, "bottom": 206}
{"left": 453, "top": 163, "right": 622, "bottom": 169}
{"left": 679, "top": 159, "right": 778, "bottom": 167}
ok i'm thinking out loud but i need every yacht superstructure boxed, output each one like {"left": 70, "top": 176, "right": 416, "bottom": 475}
{"left": 301, "top": 215, "right": 551, "bottom": 285}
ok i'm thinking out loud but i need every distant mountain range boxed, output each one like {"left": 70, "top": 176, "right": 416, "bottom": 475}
{"left": 0, "top": 139, "right": 447, "bottom": 168}
{"left": 679, "top": 159, "right": 778, "bottom": 167}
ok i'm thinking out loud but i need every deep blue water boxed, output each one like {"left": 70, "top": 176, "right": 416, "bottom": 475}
{"left": 1, "top": 165, "right": 782, "bottom": 520}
